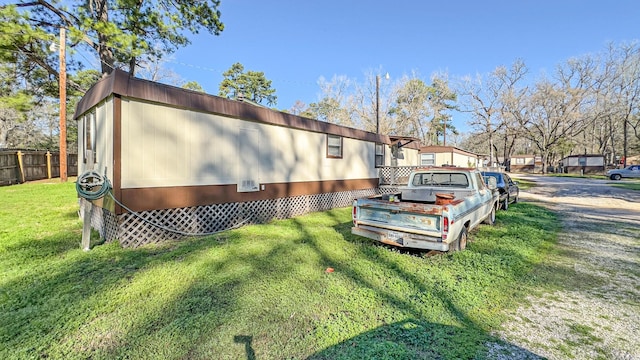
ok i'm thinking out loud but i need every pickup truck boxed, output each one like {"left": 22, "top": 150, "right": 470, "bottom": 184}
{"left": 352, "top": 167, "right": 499, "bottom": 252}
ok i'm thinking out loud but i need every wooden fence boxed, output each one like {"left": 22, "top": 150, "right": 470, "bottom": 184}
{"left": 0, "top": 150, "right": 78, "bottom": 186}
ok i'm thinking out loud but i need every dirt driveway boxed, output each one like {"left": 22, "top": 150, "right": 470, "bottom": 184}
{"left": 486, "top": 175, "right": 640, "bottom": 360}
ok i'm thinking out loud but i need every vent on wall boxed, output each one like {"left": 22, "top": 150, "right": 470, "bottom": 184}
{"left": 237, "top": 179, "right": 259, "bottom": 192}
{"left": 237, "top": 127, "right": 261, "bottom": 193}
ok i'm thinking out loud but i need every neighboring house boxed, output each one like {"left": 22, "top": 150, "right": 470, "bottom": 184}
{"left": 74, "top": 70, "right": 394, "bottom": 247}
{"left": 387, "top": 136, "right": 420, "bottom": 166}
{"left": 374, "top": 136, "right": 420, "bottom": 168}
{"left": 509, "top": 155, "right": 539, "bottom": 173}
{"left": 560, "top": 154, "right": 605, "bottom": 174}
{"left": 418, "top": 146, "right": 480, "bottom": 168}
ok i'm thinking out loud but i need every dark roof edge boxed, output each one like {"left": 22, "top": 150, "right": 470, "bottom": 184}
{"left": 562, "top": 154, "right": 604, "bottom": 158}
{"left": 74, "top": 69, "right": 389, "bottom": 144}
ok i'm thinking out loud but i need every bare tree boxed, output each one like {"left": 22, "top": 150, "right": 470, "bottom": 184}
{"left": 496, "top": 60, "right": 530, "bottom": 165}
{"left": 459, "top": 68, "right": 507, "bottom": 166}
{"left": 307, "top": 75, "right": 353, "bottom": 126}
{"left": 136, "top": 56, "right": 183, "bottom": 85}
{"left": 289, "top": 100, "right": 307, "bottom": 116}
{"left": 387, "top": 74, "right": 431, "bottom": 141}
{"left": 347, "top": 71, "right": 398, "bottom": 133}
{"left": 520, "top": 55, "right": 597, "bottom": 173}
{"left": 607, "top": 42, "right": 640, "bottom": 166}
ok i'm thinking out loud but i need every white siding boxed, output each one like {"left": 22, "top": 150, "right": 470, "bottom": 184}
{"left": 120, "top": 100, "right": 377, "bottom": 188}
{"left": 452, "top": 152, "right": 477, "bottom": 167}
{"left": 401, "top": 148, "right": 420, "bottom": 166}
{"left": 435, "top": 153, "right": 452, "bottom": 166}
{"left": 389, "top": 146, "right": 420, "bottom": 166}
{"left": 77, "top": 97, "right": 114, "bottom": 181}
{"left": 564, "top": 156, "right": 604, "bottom": 166}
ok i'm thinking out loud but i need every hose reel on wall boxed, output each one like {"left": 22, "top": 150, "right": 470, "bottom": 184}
{"left": 76, "top": 170, "right": 111, "bottom": 201}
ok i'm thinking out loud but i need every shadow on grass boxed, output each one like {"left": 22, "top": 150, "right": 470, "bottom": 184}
{"left": 2, "top": 199, "right": 605, "bottom": 359}
{"left": 0, "top": 226, "right": 254, "bottom": 358}
{"left": 308, "top": 319, "right": 543, "bottom": 360}
{"left": 291, "top": 206, "right": 551, "bottom": 359}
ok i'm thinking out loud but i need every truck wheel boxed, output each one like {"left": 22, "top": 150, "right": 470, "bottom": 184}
{"left": 610, "top": 174, "right": 621, "bottom": 181}
{"left": 458, "top": 227, "right": 468, "bottom": 250}
{"left": 448, "top": 227, "right": 467, "bottom": 253}
{"left": 483, "top": 205, "right": 496, "bottom": 225}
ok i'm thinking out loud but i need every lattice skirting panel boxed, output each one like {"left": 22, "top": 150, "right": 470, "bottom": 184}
{"left": 78, "top": 198, "right": 120, "bottom": 243}
{"left": 377, "top": 186, "right": 399, "bottom": 194}
{"left": 81, "top": 188, "right": 382, "bottom": 248}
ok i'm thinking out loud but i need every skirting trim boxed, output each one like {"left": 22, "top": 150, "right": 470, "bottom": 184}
{"left": 81, "top": 187, "right": 398, "bottom": 248}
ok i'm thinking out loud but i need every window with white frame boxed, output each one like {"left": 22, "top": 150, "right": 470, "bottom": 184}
{"left": 326, "top": 134, "right": 343, "bottom": 158}
{"left": 83, "top": 111, "right": 96, "bottom": 164}
{"left": 516, "top": 158, "right": 525, "bottom": 165}
{"left": 375, "top": 143, "right": 385, "bottom": 167}
{"left": 420, "top": 153, "right": 435, "bottom": 166}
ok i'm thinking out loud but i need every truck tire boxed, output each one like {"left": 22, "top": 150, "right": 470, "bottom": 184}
{"left": 483, "top": 205, "right": 496, "bottom": 225}
{"left": 448, "top": 227, "right": 468, "bottom": 253}
{"left": 502, "top": 195, "right": 509, "bottom": 211}
{"left": 610, "top": 174, "right": 621, "bottom": 181}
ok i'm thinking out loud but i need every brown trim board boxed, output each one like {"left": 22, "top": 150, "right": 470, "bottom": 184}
{"left": 113, "top": 95, "right": 122, "bottom": 214}
{"left": 118, "top": 178, "right": 378, "bottom": 213}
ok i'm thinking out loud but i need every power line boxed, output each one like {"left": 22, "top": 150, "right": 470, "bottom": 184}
{"left": 4, "top": 29, "right": 320, "bottom": 95}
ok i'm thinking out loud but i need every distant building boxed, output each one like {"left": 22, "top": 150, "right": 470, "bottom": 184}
{"left": 560, "top": 154, "right": 605, "bottom": 175}
{"left": 509, "top": 155, "right": 540, "bottom": 173}
{"left": 418, "top": 146, "right": 481, "bottom": 168}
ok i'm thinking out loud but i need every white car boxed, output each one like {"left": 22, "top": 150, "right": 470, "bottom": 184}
{"left": 607, "top": 165, "right": 640, "bottom": 180}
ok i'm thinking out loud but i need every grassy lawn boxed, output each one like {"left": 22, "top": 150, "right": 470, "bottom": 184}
{"left": 548, "top": 172, "right": 640, "bottom": 187}
{"left": 0, "top": 180, "right": 559, "bottom": 359}
{"left": 547, "top": 173, "right": 604, "bottom": 179}
{"left": 611, "top": 181, "right": 640, "bottom": 191}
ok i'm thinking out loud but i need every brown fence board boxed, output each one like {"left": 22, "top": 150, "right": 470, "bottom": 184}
{"left": 0, "top": 150, "right": 78, "bottom": 186}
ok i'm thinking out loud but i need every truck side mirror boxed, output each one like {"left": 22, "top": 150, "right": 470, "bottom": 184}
{"left": 484, "top": 176, "right": 497, "bottom": 190}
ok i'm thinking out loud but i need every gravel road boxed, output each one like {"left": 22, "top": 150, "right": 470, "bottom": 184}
{"left": 485, "top": 175, "right": 640, "bottom": 360}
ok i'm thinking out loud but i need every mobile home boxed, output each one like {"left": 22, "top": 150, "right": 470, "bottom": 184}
{"left": 75, "top": 70, "right": 392, "bottom": 247}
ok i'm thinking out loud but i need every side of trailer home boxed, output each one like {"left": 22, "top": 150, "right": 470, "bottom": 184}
{"left": 74, "top": 70, "right": 399, "bottom": 247}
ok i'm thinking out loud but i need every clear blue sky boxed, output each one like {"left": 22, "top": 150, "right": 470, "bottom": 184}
{"left": 170, "top": 0, "right": 638, "bottom": 125}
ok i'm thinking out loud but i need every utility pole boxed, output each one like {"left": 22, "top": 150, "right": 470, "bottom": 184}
{"left": 443, "top": 120, "right": 447, "bottom": 146}
{"left": 59, "top": 27, "right": 67, "bottom": 182}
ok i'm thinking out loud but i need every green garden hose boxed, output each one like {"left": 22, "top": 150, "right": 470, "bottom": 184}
{"left": 76, "top": 170, "right": 111, "bottom": 201}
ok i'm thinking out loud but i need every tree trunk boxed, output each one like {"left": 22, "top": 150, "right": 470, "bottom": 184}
{"left": 91, "top": 0, "right": 115, "bottom": 75}
{"left": 129, "top": 57, "right": 136, "bottom": 76}
{"left": 623, "top": 118, "right": 628, "bottom": 167}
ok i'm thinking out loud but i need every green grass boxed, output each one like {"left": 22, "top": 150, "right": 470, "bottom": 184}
{"left": 513, "top": 178, "right": 535, "bottom": 190}
{"left": 612, "top": 182, "right": 640, "bottom": 191}
{"left": 0, "top": 179, "right": 560, "bottom": 359}
{"left": 548, "top": 172, "right": 640, "bottom": 187}
{"left": 547, "top": 173, "right": 604, "bottom": 179}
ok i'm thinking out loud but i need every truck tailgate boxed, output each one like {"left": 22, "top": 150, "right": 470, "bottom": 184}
{"left": 354, "top": 199, "right": 443, "bottom": 236}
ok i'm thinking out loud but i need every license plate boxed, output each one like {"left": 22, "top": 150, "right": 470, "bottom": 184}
{"left": 387, "top": 231, "right": 402, "bottom": 241}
